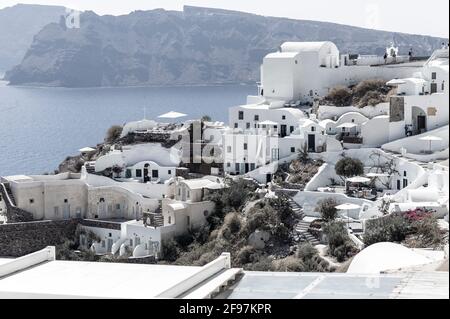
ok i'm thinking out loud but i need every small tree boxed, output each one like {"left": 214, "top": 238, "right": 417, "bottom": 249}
{"left": 317, "top": 198, "right": 339, "bottom": 222}
{"left": 335, "top": 157, "right": 364, "bottom": 181}
{"left": 105, "top": 125, "right": 123, "bottom": 143}
{"left": 201, "top": 115, "right": 212, "bottom": 122}
{"left": 324, "top": 86, "right": 353, "bottom": 106}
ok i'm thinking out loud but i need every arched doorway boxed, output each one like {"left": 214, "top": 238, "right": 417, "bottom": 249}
{"left": 411, "top": 106, "right": 427, "bottom": 135}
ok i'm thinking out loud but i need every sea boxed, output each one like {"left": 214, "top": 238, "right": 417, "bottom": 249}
{"left": 0, "top": 82, "right": 255, "bottom": 176}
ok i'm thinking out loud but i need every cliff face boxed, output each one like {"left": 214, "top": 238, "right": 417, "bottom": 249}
{"left": 0, "top": 4, "right": 66, "bottom": 72}
{"left": 5, "top": 6, "right": 448, "bottom": 87}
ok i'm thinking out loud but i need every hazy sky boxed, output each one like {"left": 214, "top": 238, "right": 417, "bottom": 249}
{"left": 1, "top": 0, "right": 448, "bottom": 38}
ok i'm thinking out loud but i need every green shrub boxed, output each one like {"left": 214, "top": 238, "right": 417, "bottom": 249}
{"left": 324, "top": 86, "right": 353, "bottom": 106}
{"left": 364, "top": 214, "right": 410, "bottom": 246}
{"left": 236, "top": 245, "right": 258, "bottom": 264}
{"left": 323, "top": 222, "right": 357, "bottom": 262}
{"left": 105, "top": 125, "right": 123, "bottom": 143}
{"left": 273, "top": 256, "right": 306, "bottom": 272}
{"left": 335, "top": 157, "right": 364, "bottom": 179}
{"left": 162, "top": 239, "right": 179, "bottom": 262}
{"left": 317, "top": 198, "right": 339, "bottom": 222}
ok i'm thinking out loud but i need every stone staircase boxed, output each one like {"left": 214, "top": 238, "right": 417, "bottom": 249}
{"left": 0, "top": 182, "right": 33, "bottom": 223}
{"left": 285, "top": 197, "right": 321, "bottom": 246}
{"left": 3, "top": 183, "right": 16, "bottom": 206}
{"left": 295, "top": 220, "right": 321, "bottom": 246}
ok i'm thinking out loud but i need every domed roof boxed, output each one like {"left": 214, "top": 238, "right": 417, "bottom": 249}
{"left": 347, "top": 242, "right": 432, "bottom": 274}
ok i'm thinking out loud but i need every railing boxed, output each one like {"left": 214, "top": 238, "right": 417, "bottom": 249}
{"left": 156, "top": 253, "right": 232, "bottom": 298}
{"left": 343, "top": 136, "right": 363, "bottom": 144}
{"left": 0, "top": 246, "right": 55, "bottom": 278}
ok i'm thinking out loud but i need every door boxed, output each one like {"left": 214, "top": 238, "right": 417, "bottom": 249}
{"left": 280, "top": 125, "right": 287, "bottom": 137}
{"left": 152, "top": 170, "right": 159, "bottom": 179}
{"left": 308, "top": 134, "right": 316, "bottom": 152}
{"left": 107, "top": 239, "right": 113, "bottom": 252}
{"left": 266, "top": 174, "right": 272, "bottom": 184}
{"left": 417, "top": 115, "right": 426, "bottom": 133}
{"left": 63, "top": 204, "right": 70, "bottom": 219}
{"left": 245, "top": 163, "right": 250, "bottom": 173}
{"left": 430, "top": 83, "right": 437, "bottom": 94}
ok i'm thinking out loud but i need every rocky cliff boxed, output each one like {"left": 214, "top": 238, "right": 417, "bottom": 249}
{"left": 5, "top": 6, "right": 448, "bottom": 87}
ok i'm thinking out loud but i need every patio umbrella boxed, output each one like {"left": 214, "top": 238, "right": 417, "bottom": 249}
{"left": 335, "top": 203, "right": 362, "bottom": 227}
{"left": 347, "top": 176, "right": 371, "bottom": 183}
{"left": 419, "top": 135, "right": 443, "bottom": 153}
{"left": 158, "top": 111, "right": 188, "bottom": 119}
{"left": 346, "top": 176, "right": 371, "bottom": 192}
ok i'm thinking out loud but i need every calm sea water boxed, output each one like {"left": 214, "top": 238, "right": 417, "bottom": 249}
{"left": 0, "top": 84, "right": 255, "bottom": 176}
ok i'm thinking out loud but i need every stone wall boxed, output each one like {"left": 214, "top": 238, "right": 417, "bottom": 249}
{"left": 0, "top": 220, "right": 79, "bottom": 257}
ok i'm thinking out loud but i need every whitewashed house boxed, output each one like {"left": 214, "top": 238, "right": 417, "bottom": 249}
{"left": 95, "top": 143, "right": 181, "bottom": 183}
{"left": 257, "top": 41, "right": 423, "bottom": 104}
{"left": 162, "top": 177, "right": 224, "bottom": 236}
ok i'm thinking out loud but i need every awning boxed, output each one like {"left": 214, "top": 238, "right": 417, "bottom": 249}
{"left": 418, "top": 135, "right": 443, "bottom": 142}
{"left": 386, "top": 79, "right": 407, "bottom": 86}
{"left": 335, "top": 203, "right": 361, "bottom": 210}
{"left": 347, "top": 176, "right": 371, "bottom": 183}
{"left": 158, "top": 111, "right": 187, "bottom": 119}
{"left": 79, "top": 147, "right": 96, "bottom": 153}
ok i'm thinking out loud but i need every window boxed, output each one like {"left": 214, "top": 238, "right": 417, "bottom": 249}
{"left": 290, "top": 126, "right": 294, "bottom": 133}
{"left": 295, "top": 60, "right": 298, "bottom": 64}
{"left": 442, "top": 81, "right": 445, "bottom": 91}
{"left": 234, "top": 123, "right": 238, "bottom": 129}
{"left": 291, "top": 147, "right": 295, "bottom": 153}
{"left": 403, "top": 179, "right": 408, "bottom": 188}
{"left": 64, "top": 199, "right": 68, "bottom": 203}
{"left": 246, "top": 122, "right": 251, "bottom": 129}
{"left": 168, "top": 170, "right": 172, "bottom": 175}
{"left": 203, "top": 210, "right": 209, "bottom": 217}
{"left": 254, "top": 115, "right": 259, "bottom": 121}
{"left": 250, "top": 163, "right": 256, "bottom": 171}
{"left": 168, "top": 216, "right": 172, "bottom": 224}
{"left": 227, "top": 163, "right": 231, "bottom": 168}
{"left": 126, "top": 169, "right": 132, "bottom": 178}
{"left": 152, "top": 170, "right": 159, "bottom": 178}
{"left": 282, "top": 115, "right": 286, "bottom": 120}
{"left": 311, "top": 126, "right": 316, "bottom": 132}
{"left": 404, "top": 171, "right": 407, "bottom": 177}
{"left": 227, "top": 146, "right": 232, "bottom": 153}
{"left": 99, "top": 198, "right": 105, "bottom": 202}
{"left": 187, "top": 191, "right": 190, "bottom": 198}
{"left": 432, "top": 72, "right": 437, "bottom": 80}
{"left": 352, "top": 119, "right": 355, "bottom": 123}
{"left": 238, "top": 111, "right": 244, "bottom": 120}
{"left": 187, "top": 215, "right": 191, "bottom": 226}
{"left": 244, "top": 143, "right": 248, "bottom": 150}
{"left": 178, "top": 188, "right": 181, "bottom": 196}
{"left": 29, "top": 199, "right": 34, "bottom": 204}
{"left": 235, "top": 163, "right": 240, "bottom": 172}
{"left": 397, "top": 180, "right": 401, "bottom": 190}
{"left": 115, "top": 204, "right": 121, "bottom": 210}
{"left": 136, "top": 169, "right": 142, "bottom": 177}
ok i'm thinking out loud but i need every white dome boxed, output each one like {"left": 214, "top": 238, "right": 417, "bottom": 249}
{"left": 347, "top": 242, "right": 432, "bottom": 274}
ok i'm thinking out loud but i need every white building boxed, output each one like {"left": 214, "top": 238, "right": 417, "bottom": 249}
{"left": 259, "top": 41, "right": 423, "bottom": 104}
{"left": 95, "top": 143, "right": 181, "bottom": 184}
